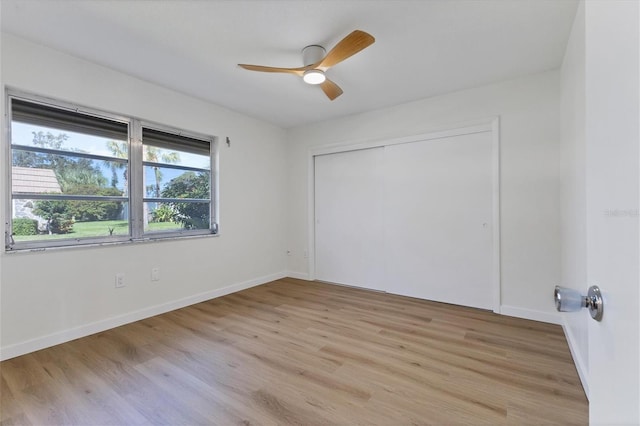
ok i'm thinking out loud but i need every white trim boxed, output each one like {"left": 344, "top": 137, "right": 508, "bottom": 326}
{"left": 499, "top": 305, "right": 561, "bottom": 324}
{"left": 286, "top": 271, "right": 311, "bottom": 281}
{"left": 310, "top": 122, "right": 493, "bottom": 158}
{"left": 307, "top": 117, "right": 501, "bottom": 312}
{"left": 4, "top": 88, "right": 13, "bottom": 250}
{"left": 561, "top": 317, "right": 590, "bottom": 399}
{"left": 307, "top": 152, "right": 316, "bottom": 280}
{"left": 491, "top": 118, "right": 502, "bottom": 313}
{"left": 0, "top": 271, "right": 287, "bottom": 361}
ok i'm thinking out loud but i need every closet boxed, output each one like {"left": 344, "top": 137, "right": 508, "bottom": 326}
{"left": 314, "top": 128, "right": 495, "bottom": 309}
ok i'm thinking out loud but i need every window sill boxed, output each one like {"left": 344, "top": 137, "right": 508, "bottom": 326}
{"left": 5, "top": 231, "right": 220, "bottom": 255}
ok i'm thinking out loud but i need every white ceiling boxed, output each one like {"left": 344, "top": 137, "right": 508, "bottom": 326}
{"left": 1, "top": 0, "right": 578, "bottom": 129}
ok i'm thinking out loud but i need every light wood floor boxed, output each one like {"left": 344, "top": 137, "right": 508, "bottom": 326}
{"left": 1, "top": 278, "right": 587, "bottom": 425}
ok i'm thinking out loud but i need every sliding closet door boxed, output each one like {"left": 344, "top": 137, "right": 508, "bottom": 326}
{"left": 313, "top": 130, "right": 494, "bottom": 310}
{"left": 384, "top": 131, "right": 493, "bottom": 309}
{"left": 314, "top": 147, "right": 386, "bottom": 291}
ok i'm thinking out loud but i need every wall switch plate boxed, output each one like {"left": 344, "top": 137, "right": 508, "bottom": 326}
{"left": 115, "top": 273, "right": 125, "bottom": 288}
{"left": 151, "top": 268, "right": 160, "bottom": 281}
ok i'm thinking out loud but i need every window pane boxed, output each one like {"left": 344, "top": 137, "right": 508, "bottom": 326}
{"left": 12, "top": 157, "right": 128, "bottom": 195}
{"left": 12, "top": 200, "right": 128, "bottom": 242}
{"left": 143, "top": 167, "right": 209, "bottom": 200}
{"left": 11, "top": 121, "right": 128, "bottom": 160}
{"left": 144, "top": 202, "right": 210, "bottom": 232}
{"left": 10, "top": 97, "right": 131, "bottom": 248}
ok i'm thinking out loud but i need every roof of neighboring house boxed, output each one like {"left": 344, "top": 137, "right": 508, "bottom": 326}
{"left": 12, "top": 167, "right": 62, "bottom": 194}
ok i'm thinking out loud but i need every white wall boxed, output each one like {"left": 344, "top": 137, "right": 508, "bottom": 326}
{"left": 286, "top": 71, "right": 561, "bottom": 322}
{"left": 559, "top": 1, "right": 589, "bottom": 397}
{"left": 0, "top": 34, "right": 288, "bottom": 359}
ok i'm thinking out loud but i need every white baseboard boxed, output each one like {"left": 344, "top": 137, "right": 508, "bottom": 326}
{"left": 499, "top": 305, "right": 561, "bottom": 324}
{"left": 285, "top": 271, "right": 311, "bottom": 280}
{"left": 561, "top": 318, "right": 590, "bottom": 399}
{"left": 0, "top": 271, "right": 287, "bottom": 361}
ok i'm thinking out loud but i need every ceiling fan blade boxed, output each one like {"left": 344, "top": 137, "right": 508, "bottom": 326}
{"left": 320, "top": 79, "right": 343, "bottom": 101}
{"left": 238, "top": 63, "right": 309, "bottom": 76}
{"left": 317, "top": 30, "right": 375, "bottom": 70}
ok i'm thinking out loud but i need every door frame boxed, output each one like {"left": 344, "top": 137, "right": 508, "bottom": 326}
{"left": 307, "top": 117, "right": 502, "bottom": 313}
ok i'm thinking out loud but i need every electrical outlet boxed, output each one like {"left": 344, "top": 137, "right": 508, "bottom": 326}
{"left": 115, "top": 273, "right": 125, "bottom": 288}
{"left": 287, "top": 250, "right": 292, "bottom": 256}
{"left": 151, "top": 267, "right": 160, "bottom": 282}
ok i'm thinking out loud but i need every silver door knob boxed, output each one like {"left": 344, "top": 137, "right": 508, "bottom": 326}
{"left": 554, "top": 285, "right": 603, "bottom": 321}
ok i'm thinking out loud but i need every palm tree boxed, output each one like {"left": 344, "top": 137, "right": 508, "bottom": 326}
{"left": 106, "top": 142, "right": 180, "bottom": 197}
{"left": 106, "top": 140, "right": 128, "bottom": 195}
{"left": 106, "top": 141, "right": 180, "bottom": 226}
{"left": 143, "top": 146, "right": 180, "bottom": 227}
{"left": 144, "top": 146, "right": 180, "bottom": 198}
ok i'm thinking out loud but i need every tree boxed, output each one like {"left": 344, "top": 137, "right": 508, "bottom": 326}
{"left": 144, "top": 146, "right": 180, "bottom": 197}
{"left": 56, "top": 160, "right": 107, "bottom": 189}
{"left": 160, "top": 172, "right": 210, "bottom": 229}
{"left": 12, "top": 132, "right": 68, "bottom": 168}
{"left": 65, "top": 185, "right": 123, "bottom": 221}
{"left": 106, "top": 140, "right": 128, "bottom": 194}
{"left": 13, "top": 132, "right": 68, "bottom": 169}
{"left": 33, "top": 199, "right": 74, "bottom": 234}
{"left": 105, "top": 142, "right": 181, "bottom": 198}
{"left": 14, "top": 131, "right": 106, "bottom": 190}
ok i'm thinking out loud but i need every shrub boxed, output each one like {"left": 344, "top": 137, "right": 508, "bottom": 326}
{"left": 65, "top": 185, "right": 123, "bottom": 221}
{"left": 33, "top": 199, "right": 75, "bottom": 234}
{"left": 161, "top": 172, "right": 210, "bottom": 229}
{"left": 151, "top": 204, "right": 175, "bottom": 223}
{"left": 12, "top": 218, "right": 38, "bottom": 235}
{"left": 47, "top": 213, "right": 75, "bottom": 234}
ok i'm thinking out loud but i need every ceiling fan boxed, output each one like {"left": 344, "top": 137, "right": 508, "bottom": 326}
{"left": 238, "top": 30, "right": 375, "bottom": 101}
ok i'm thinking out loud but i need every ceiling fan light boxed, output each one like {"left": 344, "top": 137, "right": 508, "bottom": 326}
{"left": 303, "top": 69, "right": 326, "bottom": 85}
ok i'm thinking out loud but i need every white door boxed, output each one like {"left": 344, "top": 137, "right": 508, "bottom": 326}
{"left": 585, "top": 1, "right": 639, "bottom": 424}
{"left": 314, "top": 129, "right": 495, "bottom": 309}
{"left": 314, "top": 147, "right": 386, "bottom": 291}
{"left": 384, "top": 132, "right": 493, "bottom": 309}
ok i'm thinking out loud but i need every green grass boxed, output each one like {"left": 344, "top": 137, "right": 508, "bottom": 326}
{"left": 13, "top": 220, "right": 183, "bottom": 242}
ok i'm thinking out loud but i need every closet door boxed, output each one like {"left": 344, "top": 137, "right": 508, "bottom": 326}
{"left": 384, "top": 131, "right": 493, "bottom": 309}
{"left": 314, "top": 147, "right": 386, "bottom": 291}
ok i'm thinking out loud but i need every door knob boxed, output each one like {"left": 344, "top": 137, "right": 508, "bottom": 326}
{"left": 554, "top": 285, "right": 603, "bottom": 321}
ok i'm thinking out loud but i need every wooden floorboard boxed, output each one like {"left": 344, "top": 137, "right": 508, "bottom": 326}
{"left": 1, "top": 278, "right": 588, "bottom": 425}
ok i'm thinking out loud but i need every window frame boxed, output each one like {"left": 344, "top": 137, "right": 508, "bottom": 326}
{"left": 4, "top": 89, "right": 219, "bottom": 251}
{"left": 136, "top": 121, "right": 218, "bottom": 240}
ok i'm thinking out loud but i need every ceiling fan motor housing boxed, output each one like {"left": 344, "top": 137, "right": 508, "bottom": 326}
{"left": 302, "top": 45, "right": 326, "bottom": 67}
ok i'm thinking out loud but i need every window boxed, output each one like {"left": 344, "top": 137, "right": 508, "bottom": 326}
{"left": 6, "top": 92, "right": 218, "bottom": 251}
{"left": 141, "top": 128, "right": 212, "bottom": 234}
